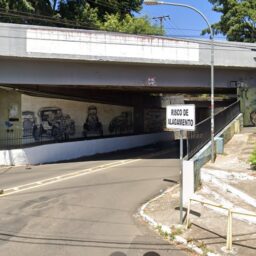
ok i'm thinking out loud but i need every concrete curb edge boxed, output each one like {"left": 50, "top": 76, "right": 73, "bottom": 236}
{"left": 138, "top": 185, "right": 220, "bottom": 256}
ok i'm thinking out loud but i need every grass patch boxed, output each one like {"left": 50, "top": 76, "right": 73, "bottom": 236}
{"left": 169, "top": 225, "right": 183, "bottom": 240}
{"left": 171, "top": 225, "right": 183, "bottom": 236}
{"left": 249, "top": 148, "right": 256, "bottom": 170}
{"left": 196, "top": 241, "right": 214, "bottom": 256}
{"left": 156, "top": 225, "right": 169, "bottom": 239}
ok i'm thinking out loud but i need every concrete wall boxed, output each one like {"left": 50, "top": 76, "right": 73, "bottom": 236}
{"left": 0, "top": 58, "right": 255, "bottom": 89}
{"left": 0, "top": 132, "right": 173, "bottom": 166}
{"left": 239, "top": 87, "right": 256, "bottom": 127}
{"left": 21, "top": 94, "right": 133, "bottom": 143}
{"left": 0, "top": 91, "right": 170, "bottom": 165}
{"left": 0, "top": 22, "right": 255, "bottom": 69}
{"left": 0, "top": 23, "right": 254, "bottom": 93}
{"left": 182, "top": 114, "right": 243, "bottom": 203}
{"left": 0, "top": 88, "right": 22, "bottom": 145}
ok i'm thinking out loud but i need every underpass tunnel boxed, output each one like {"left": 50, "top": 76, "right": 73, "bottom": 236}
{"left": 0, "top": 84, "right": 237, "bottom": 150}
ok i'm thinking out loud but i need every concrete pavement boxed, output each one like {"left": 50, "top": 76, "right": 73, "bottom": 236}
{"left": 142, "top": 128, "right": 256, "bottom": 256}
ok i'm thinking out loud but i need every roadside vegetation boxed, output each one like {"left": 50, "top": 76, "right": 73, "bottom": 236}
{"left": 205, "top": 0, "right": 256, "bottom": 43}
{"left": 249, "top": 148, "right": 256, "bottom": 170}
{"left": 0, "top": 0, "right": 163, "bottom": 35}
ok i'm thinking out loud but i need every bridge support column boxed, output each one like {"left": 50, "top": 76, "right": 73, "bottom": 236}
{"left": 133, "top": 96, "right": 145, "bottom": 134}
{"left": 134, "top": 106, "right": 145, "bottom": 134}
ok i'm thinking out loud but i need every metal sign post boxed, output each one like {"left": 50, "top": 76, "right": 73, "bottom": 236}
{"left": 166, "top": 104, "right": 195, "bottom": 225}
{"left": 179, "top": 130, "right": 183, "bottom": 224}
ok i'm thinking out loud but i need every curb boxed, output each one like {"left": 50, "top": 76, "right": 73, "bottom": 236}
{"left": 202, "top": 170, "right": 256, "bottom": 208}
{"left": 139, "top": 185, "right": 220, "bottom": 256}
{"left": 201, "top": 169, "right": 256, "bottom": 224}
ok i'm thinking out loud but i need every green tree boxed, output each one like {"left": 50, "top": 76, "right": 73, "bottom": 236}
{"left": 58, "top": 1, "right": 100, "bottom": 28}
{"left": 205, "top": 0, "right": 256, "bottom": 42}
{"left": 0, "top": 0, "right": 55, "bottom": 25}
{"left": 100, "top": 14, "right": 163, "bottom": 35}
{"left": 0, "top": 0, "right": 34, "bottom": 12}
{"left": 0, "top": 0, "right": 163, "bottom": 35}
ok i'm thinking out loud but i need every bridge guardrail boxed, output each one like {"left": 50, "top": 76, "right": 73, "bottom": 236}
{"left": 187, "top": 100, "right": 241, "bottom": 159}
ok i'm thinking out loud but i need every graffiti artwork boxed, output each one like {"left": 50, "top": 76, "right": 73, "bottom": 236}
{"left": 83, "top": 105, "right": 103, "bottom": 137}
{"left": 108, "top": 112, "right": 133, "bottom": 135}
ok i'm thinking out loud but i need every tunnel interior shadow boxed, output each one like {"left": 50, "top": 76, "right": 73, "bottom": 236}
{"left": 54, "top": 140, "right": 186, "bottom": 164}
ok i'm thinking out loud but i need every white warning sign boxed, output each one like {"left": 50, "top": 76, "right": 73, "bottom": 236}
{"left": 166, "top": 105, "right": 195, "bottom": 131}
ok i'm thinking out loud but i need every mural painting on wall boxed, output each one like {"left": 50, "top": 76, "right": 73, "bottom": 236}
{"left": 22, "top": 107, "right": 75, "bottom": 142}
{"left": 108, "top": 112, "right": 133, "bottom": 135}
{"left": 83, "top": 105, "right": 103, "bottom": 137}
{"left": 21, "top": 95, "right": 134, "bottom": 144}
{"left": 22, "top": 111, "right": 37, "bottom": 137}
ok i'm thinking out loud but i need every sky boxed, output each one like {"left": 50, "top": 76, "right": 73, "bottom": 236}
{"left": 137, "top": 0, "right": 225, "bottom": 40}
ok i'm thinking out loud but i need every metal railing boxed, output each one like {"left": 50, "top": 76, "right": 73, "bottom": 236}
{"left": 187, "top": 100, "right": 241, "bottom": 159}
{"left": 0, "top": 125, "right": 134, "bottom": 150}
{"left": 185, "top": 197, "right": 256, "bottom": 253}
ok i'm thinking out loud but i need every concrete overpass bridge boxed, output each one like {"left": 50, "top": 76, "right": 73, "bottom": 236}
{"left": 0, "top": 23, "right": 255, "bottom": 165}
{"left": 0, "top": 22, "right": 255, "bottom": 95}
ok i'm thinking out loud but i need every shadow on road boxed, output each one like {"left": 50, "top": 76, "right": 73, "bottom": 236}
{"left": 55, "top": 140, "right": 185, "bottom": 164}
{"left": 0, "top": 231, "right": 181, "bottom": 252}
{"left": 110, "top": 252, "right": 160, "bottom": 256}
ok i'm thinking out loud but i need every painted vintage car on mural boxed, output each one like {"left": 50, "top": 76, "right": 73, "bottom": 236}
{"left": 22, "top": 111, "right": 37, "bottom": 137}
{"left": 32, "top": 107, "right": 75, "bottom": 142}
{"left": 108, "top": 111, "right": 133, "bottom": 134}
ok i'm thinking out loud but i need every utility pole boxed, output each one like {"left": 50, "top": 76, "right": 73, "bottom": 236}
{"left": 152, "top": 15, "right": 170, "bottom": 30}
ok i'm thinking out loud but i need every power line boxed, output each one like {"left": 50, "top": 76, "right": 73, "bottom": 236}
{"left": 0, "top": 9, "right": 96, "bottom": 30}
{"left": 1, "top": 4, "right": 253, "bottom": 48}
{"left": 167, "top": 34, "right": 226, "bottom": 39}
{"left": 152, "top": 15, "right": 170, "bottom": 30}
{"left": 166, "top": 33, "right": 226, "bottom": 39}
{"left": 0, "top": 0, "right": 139, "bottom": 29}
{"left": 0, "top": 18, "right": 253, "bottom": 50}
{"left": 0, "top": 10, "right": 254, "bottom": 50}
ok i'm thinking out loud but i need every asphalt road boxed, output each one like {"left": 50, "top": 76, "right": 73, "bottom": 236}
{"left": 0, "top": 143, "right": 188, "bottom": 256}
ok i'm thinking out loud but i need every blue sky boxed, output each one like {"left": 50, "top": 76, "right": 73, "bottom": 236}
{"left": 138, "top": 0, "right": 225, "bottom": 40}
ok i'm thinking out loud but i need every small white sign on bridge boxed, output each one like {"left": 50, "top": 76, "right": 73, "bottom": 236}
{"left": 166, "top": 104, "right": 195, "bottom": 131}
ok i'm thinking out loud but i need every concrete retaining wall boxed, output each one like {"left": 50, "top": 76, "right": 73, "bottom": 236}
{"left": 0, "top": 132, "right": 173, "bottom": 166}
{"left": 182, "top": 114, "right": 243, "bottom": 203}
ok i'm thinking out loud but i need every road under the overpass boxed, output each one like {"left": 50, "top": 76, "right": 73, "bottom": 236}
{"left": 0, "top": 142, "right": 188, "bottom": 256}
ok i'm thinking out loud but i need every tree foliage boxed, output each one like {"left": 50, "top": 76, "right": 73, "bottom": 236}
{"left": 0, "top": 0, "right": 163, "bottom": 35}
{"left": 205, "top": 0, "right": 256, "bottom": 42}
{"left": 100, "top": 14, "right": 163, "bottom": 35}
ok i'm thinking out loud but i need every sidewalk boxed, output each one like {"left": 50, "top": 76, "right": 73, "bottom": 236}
{"left": 140, "top": 127, "right": 256, "bottom": 256}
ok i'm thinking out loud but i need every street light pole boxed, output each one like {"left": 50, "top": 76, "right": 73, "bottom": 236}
{"left": 144, "top": 0, "right": 215, "bottom": 163}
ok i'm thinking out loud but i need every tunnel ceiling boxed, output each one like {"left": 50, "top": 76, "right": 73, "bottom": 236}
{"left": 3, "top": 84, "right": 237, "bottom": 107}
